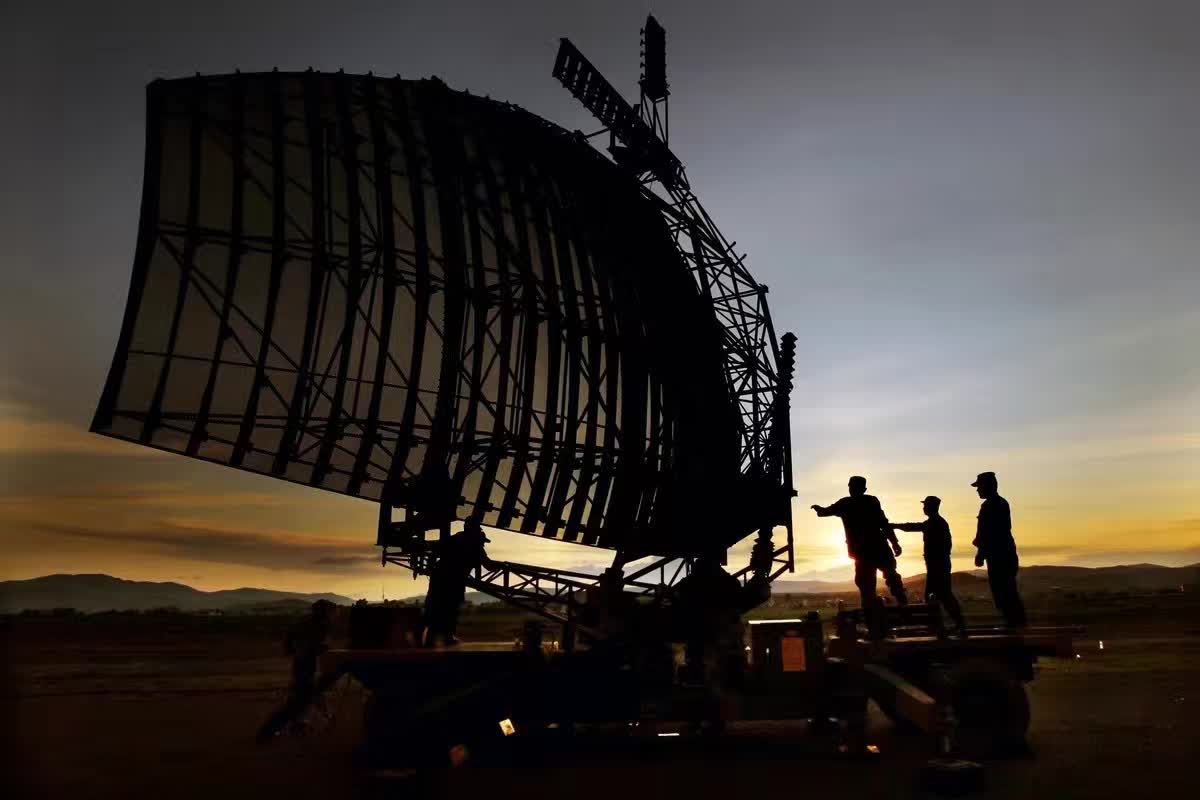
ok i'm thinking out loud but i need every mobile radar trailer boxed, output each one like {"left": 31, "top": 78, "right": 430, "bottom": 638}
{"left": 91, "top": 15, "right": 1071, "bottom": 772}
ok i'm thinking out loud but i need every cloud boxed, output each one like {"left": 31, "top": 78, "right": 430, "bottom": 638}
{"left": 0, "top": 485, "right": 309, "bottom": 510}
{"left": 983, "top": 543, "right": 1200, "bottom": 569}
{"left": 312, "top": 555, "right": 377, "bottom": 567}
{"left": 0, "top": 414, "right": 160, "bottom": 458}
{"left": 31, "top": 520, "right": 376, "bottom": 574}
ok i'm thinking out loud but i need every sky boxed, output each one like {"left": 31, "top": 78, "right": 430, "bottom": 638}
{"left": 1, "top": 0, "right": 1197, "bottom": 599}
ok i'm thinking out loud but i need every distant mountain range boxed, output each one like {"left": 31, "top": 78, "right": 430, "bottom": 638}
{"left": 0, "top": 574, "right": 353, "bottom": 613}
{"left": 773, "top": 563, "right": 1200, "bottom": 596}
{"left": 3, "top": 563, "right": 1196, "bottom": 613}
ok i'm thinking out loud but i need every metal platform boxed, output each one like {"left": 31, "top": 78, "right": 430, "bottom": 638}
{"left": 829, "top": 627, "right": 1079, "bottom": 664}
{"left": 320, "top": 643, "right": 536, "bottom": 694}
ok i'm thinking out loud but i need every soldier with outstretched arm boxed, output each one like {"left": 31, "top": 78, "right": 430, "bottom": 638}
{"left": 811, "top": 476, "right": 908, "bottom": 627}
{"left": 892, "top": 495, "right": 968, "bottom": 636}
{"left": 971, "top": 471, "right": 1027, "bottom": 629}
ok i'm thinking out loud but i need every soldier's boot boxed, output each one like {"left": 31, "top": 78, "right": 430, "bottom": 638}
{"left": 884, "top": 570, "right": 909, "bottom": 606}
{"left": 950, "top": 608, "right": 968, "bottom": 638}
{"left": 867, "top": 599, "right": 887, "bottom": 641}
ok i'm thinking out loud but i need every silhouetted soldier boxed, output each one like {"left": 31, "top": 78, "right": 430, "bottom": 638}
{"left": 812, "top": 476, "right": 908, "bottom": 621}
{"left": 422, "top": 519, "right": 490, "bottom": 646}
{"left": 892, "top": 496, "right": 968, "bottom": 636}
{"left": 585, "top": 566, "right": 635, "bottom": 640}
{"left": 971, "top": 472, "right": 1026, "bottom": 629}
{"left": 674, "top": 553, "right": 766, "bottom": 731}
{"left": 256, "top": 598, "right": 336, "bottom": 742}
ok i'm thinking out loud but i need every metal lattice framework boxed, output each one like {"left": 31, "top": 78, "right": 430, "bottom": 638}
{"left": 544, "top": 19, "right": 799, "bottom": 607}
{"left": 92, "top": 19, "right": 796, "bottom": 623}
{"left": 553, "top": 33, "right": 786, "bottom": 486}
{"left": 395, "top": 21, "right": 800, "bottom": 619}
{"left": 94, "top": 68, "right": 777, "bottom": 548}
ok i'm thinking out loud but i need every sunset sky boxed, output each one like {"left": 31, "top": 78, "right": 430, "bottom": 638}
{"left": 2, "top": 0, "right": 1197, "bottom": 599}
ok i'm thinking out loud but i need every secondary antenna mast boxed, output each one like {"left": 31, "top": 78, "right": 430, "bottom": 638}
{"left": 639, "top": 16, "right": 670, "bottom": 152}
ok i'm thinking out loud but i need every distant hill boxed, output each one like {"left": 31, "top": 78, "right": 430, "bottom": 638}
{"left": 0, "top": 574, "right": 353, "bottom": 613}
{"left": 772, "top": 578, "right": 859, "bottom": 594}
{"left": 774, "top": 563, "right": 1199, "bottom": 597}
{"left": 5, "top": 563, "right": 1194, "bottom": 614}
{"left": 996, "top": 563, "right": 1199, "bottom": 594}
{"left": 462, "top": 591, "right": 520, "bottom": 606}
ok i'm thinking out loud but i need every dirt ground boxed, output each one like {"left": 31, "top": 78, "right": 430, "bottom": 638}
{"left": 3, "top": 604, "right": 1198, "bottom": 799}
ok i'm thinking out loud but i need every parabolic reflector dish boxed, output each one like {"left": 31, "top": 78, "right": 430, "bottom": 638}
{"left": 93, "top": 72, "right": 776, "bottom": 557}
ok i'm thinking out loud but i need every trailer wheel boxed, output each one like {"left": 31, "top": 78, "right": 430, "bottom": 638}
{"left": 874, "top": 700, "right": 921, "bottom": 734}
{"left": 949, "top": 659, "right": 1030, "bottom": 754}
{"left": 358, "top": 691, "right": 403, "bottom": 769}
{"left": 358, "top": 690, "right": 435, "bottom": 769}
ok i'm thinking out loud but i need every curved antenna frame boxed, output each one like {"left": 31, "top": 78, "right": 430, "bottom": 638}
{"left": 385, "top": 19, "right": 800, "bottom": 623}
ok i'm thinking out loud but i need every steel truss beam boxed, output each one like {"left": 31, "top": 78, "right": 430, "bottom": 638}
{"left": 381, "top": 545, "right": 693, "bottom": 631}
{"left": 381, "top": 535, "right": 791, "bottom": 634}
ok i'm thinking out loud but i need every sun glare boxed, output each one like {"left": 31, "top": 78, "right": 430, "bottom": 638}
{"left": 828, "top": 532, "right": 852, "bottom": 566}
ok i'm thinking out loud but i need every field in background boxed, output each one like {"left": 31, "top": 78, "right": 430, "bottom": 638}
{"left": 3, "top": 590, "right": 1198, "bottom": 798}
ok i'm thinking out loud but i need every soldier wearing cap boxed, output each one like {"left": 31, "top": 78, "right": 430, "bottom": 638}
{"left": 812, "top": 476, "right": 908, "bottom": 632}
{"left": 892, "top": 496, "right": 967, "bottom": 636}
{"left": 971, "top": 471, "right": 1026, "bottom": 629}
{"left": 423, "top": 519, "right": 491, "bottom": 646}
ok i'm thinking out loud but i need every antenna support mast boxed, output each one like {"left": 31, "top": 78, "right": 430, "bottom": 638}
{"left": 553, "top": 15, "right": 796, "bottom": 581}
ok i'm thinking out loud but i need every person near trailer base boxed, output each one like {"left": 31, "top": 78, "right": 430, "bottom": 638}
{"left": 891, "top": 495, "right": 968, "bottom": 637}
{"left": 971, "top": 471, "right": 1027, "bottom": 630}
{"left": 673, "top": 551, "right": 768, "bottom": 730}
{"left": 422, "top": 519, "right": 490, "bottom": 646}
{"left": 811, "top": 476, "right": 909, "bottom": 634}
{"left": 256, "top": 598, "right": 337, "bottom": 742}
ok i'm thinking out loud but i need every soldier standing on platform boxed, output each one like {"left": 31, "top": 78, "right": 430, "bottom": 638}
{"left": 812, "top": 475, "right": 909, "bottom": 614}
{"left": 971, "top": 471, "right": 1027, "bottom": 629}
{"left": 892, "top": 495, "right": 968, "bottom": 636}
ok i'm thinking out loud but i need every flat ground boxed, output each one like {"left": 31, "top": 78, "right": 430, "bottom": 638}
{"left": 3, "top": 595, "right": 1198, "bottom": 799}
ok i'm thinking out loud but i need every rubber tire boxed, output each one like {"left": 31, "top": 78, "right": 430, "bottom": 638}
{"left": 873, "top": 698, "right": 921, "bottom": 734}
{"left": 948, "top": 659, "right": 1030, "bottom": 755}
